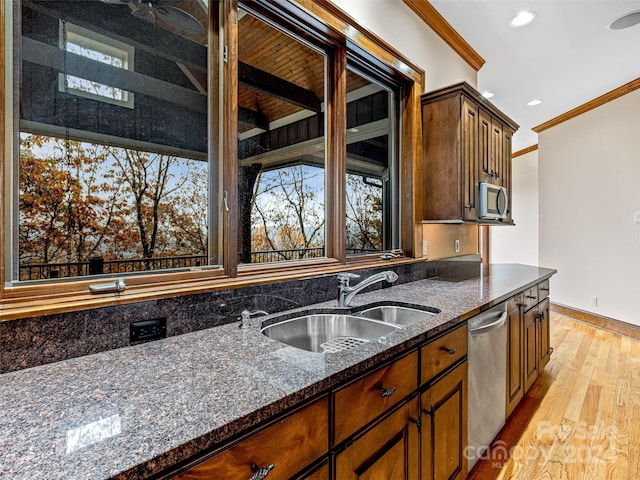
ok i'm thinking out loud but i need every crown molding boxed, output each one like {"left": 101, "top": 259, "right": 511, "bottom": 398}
{"left": 402, "top": 0, "right": 485, "bottom": 71}
{"left": 534, "top": 77, "right": 640, "bottom": 133}
{"left": 513, "top": 144, "right": 538, "bottom": 158}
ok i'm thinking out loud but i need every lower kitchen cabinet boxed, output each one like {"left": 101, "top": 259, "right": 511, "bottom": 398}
{"left": 508, "top": 280, "right": 553, "bottom": 417}
{"left": 172, "top": 396, "right": 328, "bottom": 479}
{"left": 424, "top": 361, "right": 468, "bottom": 480}
{"left": 538, "top": 298, "right": 551, "bottom": 370}
{"left": 170, "top": 325, "right": 470, "bottom": 480}
{"left": 335, "top": 397, "right": 420, "bottom": 479}
{"left": 506, "top": 294, "right": 524, "bottom": 418}
{"left": 523, "top": 305, "right": 539, "bottom": 393}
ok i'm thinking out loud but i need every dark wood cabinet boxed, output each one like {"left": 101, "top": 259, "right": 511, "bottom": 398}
{"left": 538, "top": 298, "right": 551, "bottom": 370}
{"left": 506, "top": 294, "right": 525, "bottom": 418}
{"left": 523, "top": 305, "right": 540, "bottom": 392}
{"left": 174, "top": 396, "right": 329, "bottom": 480}
{"left": 421, "top": 82, "right": 518, "bottom": 224}
{"left": 420, "top": 324, "right": 468, "bottom": 480}
{"left": 334, "top": 351, "right": 418, "bottom": 444}
{"left": 428, "top": 361, "right": 468, "bottom": 480}
{"left": 507, "top": 280, "right": 553, "bottom": 417}
{"left": 335, "top": 398, "right": 420, "bottom": 480}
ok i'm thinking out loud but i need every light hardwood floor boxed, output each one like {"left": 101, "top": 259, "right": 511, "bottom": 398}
{"left": 469, "top": 312, "right": 640, "bottom": 479}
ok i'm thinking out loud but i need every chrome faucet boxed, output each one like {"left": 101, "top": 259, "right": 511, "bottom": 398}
{"left": 239, "top": 309, "right": 269, "bottom": 329}
{"left": 337, "top": 271, "right": 399, "bottom": 307}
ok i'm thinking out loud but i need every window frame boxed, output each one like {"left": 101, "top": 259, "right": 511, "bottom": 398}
{"left": 0, "top": 0, "right": 425, "bottom": 320}
{"left": 57, "top": 20, "right": 135, "bottom": 109}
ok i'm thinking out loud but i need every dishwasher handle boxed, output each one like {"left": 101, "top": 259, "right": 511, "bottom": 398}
{"left": 469, "top": 310, "right": 507, "bottom": 336}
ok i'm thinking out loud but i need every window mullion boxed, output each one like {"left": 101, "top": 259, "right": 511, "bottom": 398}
{"left": 325, "top": 44, "right": 347, "bottom": 263}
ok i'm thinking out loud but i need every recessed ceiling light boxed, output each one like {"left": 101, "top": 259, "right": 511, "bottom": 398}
{"left": 509, "top": 11, "right": 536, "bottom": 28}
{"left": 527, "top": 99, "right": 543, "bottom": 106}
{"left": 482, "top": 91, "right": 495, "bottom": 99}
{"left": 609, "top": 10, "right": 640, "bottom": 30}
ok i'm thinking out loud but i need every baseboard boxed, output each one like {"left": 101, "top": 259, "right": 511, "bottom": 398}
{"left": 551, "top": 303, "right": 640, "bottom": 340}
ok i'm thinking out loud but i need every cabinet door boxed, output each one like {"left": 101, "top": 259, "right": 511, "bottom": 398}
{"left": 478, "top": 108, "right": 492, "bottom": 183}
{"left": 506, "top": 296, "right": 524, "bottom": 418}
{"left": 501, "top": 127, "right": 513, "bottom": 220}
{"left": 420, "top": 390, "right": 433, "bottom": 480}
{"left": 462, "top": 99, "right": 479, "bottom": 221}
{"left": 430, "top": 361, "right": 467, "bottom": 480}
{"left": 538, "top": 298, "right": 551, "bottom": 370}
{"left": 523, "top": 307, "right": 539, "bottom": 392}
{"left": 490, "top": 118, "right": 503, "bottom": 185}
{"left": 335, "top": 398, "right": 420, "bottom": 480}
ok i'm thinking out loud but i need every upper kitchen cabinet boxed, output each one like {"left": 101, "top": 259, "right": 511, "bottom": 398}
{"left": 421, "top": 82, "right": 518, "bottom": 224}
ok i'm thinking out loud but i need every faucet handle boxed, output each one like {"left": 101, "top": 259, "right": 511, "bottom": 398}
{"left": 337, "top": 272, "right": 360, "bottom": 286}
{"left": 239, "top": 309, "right": 269, "bottom": 329}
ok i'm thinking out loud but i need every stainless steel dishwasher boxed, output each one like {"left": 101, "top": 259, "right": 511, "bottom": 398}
{"left": 467, "top": 302, "right": 508, "bottom": 470}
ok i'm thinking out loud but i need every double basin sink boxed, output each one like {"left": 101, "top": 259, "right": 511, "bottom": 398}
{"left": 261, "top": 305, "right": 439, "bottom": 353}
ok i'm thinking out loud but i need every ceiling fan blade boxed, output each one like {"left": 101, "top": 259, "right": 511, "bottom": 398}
{"left": 130, "top": 3, "right": 156, "bottom": 23}
{"left": 155, "top": 5, "right": 204, "bottom": 33}
{"left": 609, "top": 11, "right": 640, "bottom": 30}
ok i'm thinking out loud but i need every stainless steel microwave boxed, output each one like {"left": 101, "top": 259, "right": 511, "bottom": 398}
{"left": 479, "top": 182, "right": 508, "bottom": 220}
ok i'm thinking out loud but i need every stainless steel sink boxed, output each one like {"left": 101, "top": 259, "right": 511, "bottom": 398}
{"left": 358, "top": 305, "right": 436, "bottom": 327}
{"left": 261, "top": 314, "right": 400, "bottom": 353}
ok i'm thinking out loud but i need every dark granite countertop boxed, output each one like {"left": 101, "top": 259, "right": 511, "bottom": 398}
{"left": 0, "top": 263, "right": 556, "bottom": 479}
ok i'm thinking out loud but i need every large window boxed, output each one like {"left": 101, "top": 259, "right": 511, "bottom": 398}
{"left": 236, "top": 7, "right": 327, "bottom": 265}
{"left": 1, "top": 0, "right": 423, "bottom": 303}
{"left": 14, "top": 0, "right": 216, "bottom": 281}
{"left": 345, "top": 66, "right": 400, "bottom": 256}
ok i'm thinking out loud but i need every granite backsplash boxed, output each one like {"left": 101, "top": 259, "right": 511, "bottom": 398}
{"left": 0, "top": 256, "right": 481, "bottom": 373}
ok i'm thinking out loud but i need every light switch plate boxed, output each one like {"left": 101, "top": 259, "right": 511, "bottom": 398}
{"left": 635, "top": 211, "right": 640, "bottom": 224}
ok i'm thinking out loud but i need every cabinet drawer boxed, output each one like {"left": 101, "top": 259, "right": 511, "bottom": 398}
{"left": 522, "top": 287, "right": 538, "bottom": 311}
{"left": 334, "top": 351, "right": 418, "bottom": 445}
{"left": 507, "top": 293, "right": 523, "bottom": 312}
{"left": 420, "top": 324, "right": 467, "bottom": 385}
{"left": 538, "top": 279, "right": 550, "bottom": 301}
{"left": 176, "top": 396, "right": 328, "bottom": 480}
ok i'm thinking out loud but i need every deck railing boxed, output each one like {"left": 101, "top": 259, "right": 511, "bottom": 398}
{"left": 19, "top": 247, "right": 382, "bottom": 280}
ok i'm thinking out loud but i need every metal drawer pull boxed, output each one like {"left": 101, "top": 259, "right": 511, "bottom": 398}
{"left": 249, "top": 464, "right": 274, "bottom": 480}
{"left": 441, "top": 347, "right": 457, "bottom": 355}
{"left": 409, "top": 415, "right": 422, "bottom": 430}
{"left": 379, "top": 387, "right": 396, "bottom": 397}
{"left": 526, "top": 295, "right": 537, "bottom": 300}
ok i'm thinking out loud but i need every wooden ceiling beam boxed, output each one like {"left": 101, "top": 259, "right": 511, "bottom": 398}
{"left": 22, "top": 37, "right": 206, "bottom": 114}
{"left": 239, "top": 61, "right": 321, "bottom": 112}
{"left": 239, "top": 107, "right": 269, "bottom": 130}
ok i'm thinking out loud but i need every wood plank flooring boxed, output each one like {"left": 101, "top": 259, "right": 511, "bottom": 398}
{"left": 468, "top": 312, "right": 640, "bottom": 480}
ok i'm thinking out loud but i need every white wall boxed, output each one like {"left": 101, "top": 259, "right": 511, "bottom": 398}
{"left": 538, "top": 89, "right": 640, "bottom": 325}
{"left": 489, "top": 149, "right": 539, "bottom": 266}
{"left": 329, "top": 0, "right": 476, "bottom": 91}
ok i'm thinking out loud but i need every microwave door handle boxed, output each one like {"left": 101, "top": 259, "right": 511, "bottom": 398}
{"left": 498, "top": 188, "right": 508, "bottom": 216}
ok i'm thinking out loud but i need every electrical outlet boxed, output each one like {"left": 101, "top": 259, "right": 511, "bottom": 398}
{"left": 130, "top": 317, "right": 167, "bottom": 344}
{"left": 422, "top": 239, "right": 428, "bottom": 256}
{"left": 590, "top": 296, "right": 598, "bottom": 307}
{"left": 454, "top": 239, "right": 460, "bottom": 253}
